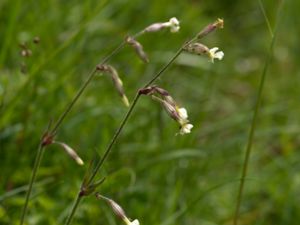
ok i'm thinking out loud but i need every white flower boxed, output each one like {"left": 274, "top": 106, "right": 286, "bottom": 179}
{"left": 168, "top": 17, "right": 180, "bottom": 32}
{"left": 176, "top": 107, "right": 193, "bottom": 135}
{"left": 124, "top": 218, "right": 140, "bottom": 225}
{"left": 177, "top": 107, "right": 188, "bottom": 120}
{"left": 180, "top": 123, "right": 194, "bottom": 135}
{"left": 208, "top": 47, "right": 224, "bottom": 63}
{"left": 144, "top": 17, "right": 180, "bottom": 33}
{"left": 164, "top": 17, "right": 180, "bottom": 33}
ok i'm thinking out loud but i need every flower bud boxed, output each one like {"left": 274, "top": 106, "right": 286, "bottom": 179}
{"left": 140, "top": 86, "right": 193, "bottom": 135}
{"left": 125, "top": 36, "right": 149, "bottom": 63}
{"left": 52, "top": 141, "right": 84, "bottom": 165}
{"left": 143, "top": 17, "right": 180, "bottom": 33}
{"left": 97, "top": 64, "right": 130, "bottom": 107}
{"left": 197, "top": 18, "right": 224, "bottom": 39}
{"left": 95, "top": 193, "right": 140, "bottom": 225}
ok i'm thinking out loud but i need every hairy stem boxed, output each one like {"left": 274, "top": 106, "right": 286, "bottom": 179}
{"left": 233, "top": 1, "right": 284, "bottom": 224}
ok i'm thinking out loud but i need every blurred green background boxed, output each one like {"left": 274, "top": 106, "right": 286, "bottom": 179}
{"left": 1, "top": 0, "right": 300, "bottom": 224}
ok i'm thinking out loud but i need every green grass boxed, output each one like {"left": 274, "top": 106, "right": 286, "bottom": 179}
{"left": 1, "top": 0, "right": 300, "bottom": 224}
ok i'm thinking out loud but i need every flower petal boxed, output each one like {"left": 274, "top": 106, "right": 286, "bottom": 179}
{"left": 177, "top": 107, "right": 188, "bottom": 120}
{"left": 214, "top": 51, "right": 224, "bottom": 60}
{"left": 180, "top": 123, "right": 193, "bottom": 135}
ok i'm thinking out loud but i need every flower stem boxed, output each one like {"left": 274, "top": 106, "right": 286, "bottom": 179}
{"left": 20, "top": 144, "right": 45, "bottom": 225}
{"left": 20, "top": 40, "right": 127, "bottom": 225}
{"left": 50, "top": 42, "right": 126, "bottom": 135}
{"left": 88, "top": 37, "right": 196, "bottom": 184}
{"left": 233, "top": 1, "right": 284, "bottom": 224}
{"left": 64, "top": 193, "right": 83, "bottom": 225}
{"left": 64, "top": 36, "right": 197, "bottom": 224}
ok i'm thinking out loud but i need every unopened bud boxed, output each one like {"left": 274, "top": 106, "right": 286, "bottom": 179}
{"left": 197, "top": 18, "right": 224, "bottom": 39}
{"left": 140, "top": 86, "right": 193, "bottom": 135}
{"left": 97, "top": 64, "right": 130, "bottom": 107}
{"left": 125, "top": 36, "right": 149, "bottom": 63}
{"left": 53, "top": 141, "right": 84, "bottom": 165}
{"left": 183, "top": 43, "right": 209, "bottom": 55}
{"left": 96, "top": 193, "right": 140, "bottom": 225}
{"left": 96, "top": 194, "right": 126, "bottom": 220}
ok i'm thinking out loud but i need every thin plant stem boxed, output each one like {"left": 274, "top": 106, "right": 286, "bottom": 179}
{"left": 20, "top": 40, "right": 128, "bottom": 225}
{"left": 233, "top": 1, "right": 285, "bottom": 224}
{"left": 258, "top": 0, "right": 274, "bottom": 38}
{"left": 64, "top": 193, "right": 83, "bottom": 225}
{"left": 20, "top": 144, "right": 45, "bottom": 225}
{"left": 88, "top": 37, "right": 196, "bottom": 184}
{"left": 65, "top": 37, "right": 197, "bottom": 224}
{"left": 51, "top": 42, "right": 126, "bottom": 134}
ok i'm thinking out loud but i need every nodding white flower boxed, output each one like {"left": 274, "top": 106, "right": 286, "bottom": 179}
{"left": 176, "top": 107, "right": 193, "bottom": 135}
{"left": 166, "top": 17, "right": 180, "bottom": 33}
{"left": 123, "top": 218, "right": 140, "bottom": 225}
{"left": 139, "top": 86, "right": 193, "bottom": 135}
{"left": 177, "top": 107, "right": 188, "bottom": 121}
{"left": 208, "top": 47, "right": 224, "bottom": 63}
{"left": 179, "top": 123, "right": 194, "bottom": 135}
{"left": 144, "top": 17, "right": 180, "bottom": 33}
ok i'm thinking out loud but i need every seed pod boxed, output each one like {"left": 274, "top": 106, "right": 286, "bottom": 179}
{"left": 197, "top": 18, "right": 224, "bottom": 39}
{"left": 125, "top": 36, "right": 149, "bottom": 63}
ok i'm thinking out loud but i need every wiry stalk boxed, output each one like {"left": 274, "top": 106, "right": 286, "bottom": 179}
{"left": 20, "top": 40, "right": 127, "bottom": 225}
{"left": 19, "top": 144, "right": 44, "bottom": 225}
{"left": 64, "top": 36, "right": 197, "bottom": 225}
{"left": 233, "top": 1, "right": 285, "bottom": 224}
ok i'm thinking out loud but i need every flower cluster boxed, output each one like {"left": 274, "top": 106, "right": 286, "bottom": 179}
{"left": 139, "top": 86, "right": 193, "bottom": 135}
{"left": 184, "top": 18, "right": 224, "bottom": 63}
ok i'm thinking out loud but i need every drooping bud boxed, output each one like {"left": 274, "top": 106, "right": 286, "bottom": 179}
{"left": 125, "top": 36, "right": 149, "bottom": 63}
{"left": 96, "top": 193, "right": 140, "bottom": 225}
{"left": 197, "top": 18, "right": 224, "bottom": 39}
{"left": 143, "top": 17, "right": 180, "bottom": 33}
{"left": 139, "top": 86, "right": 193, "bottom": 135}
{"left": 96, "top": 64, "right": 130, "bottom": 107}
{"left": 52, "top": 141, "right": 84, "bottom": 165}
